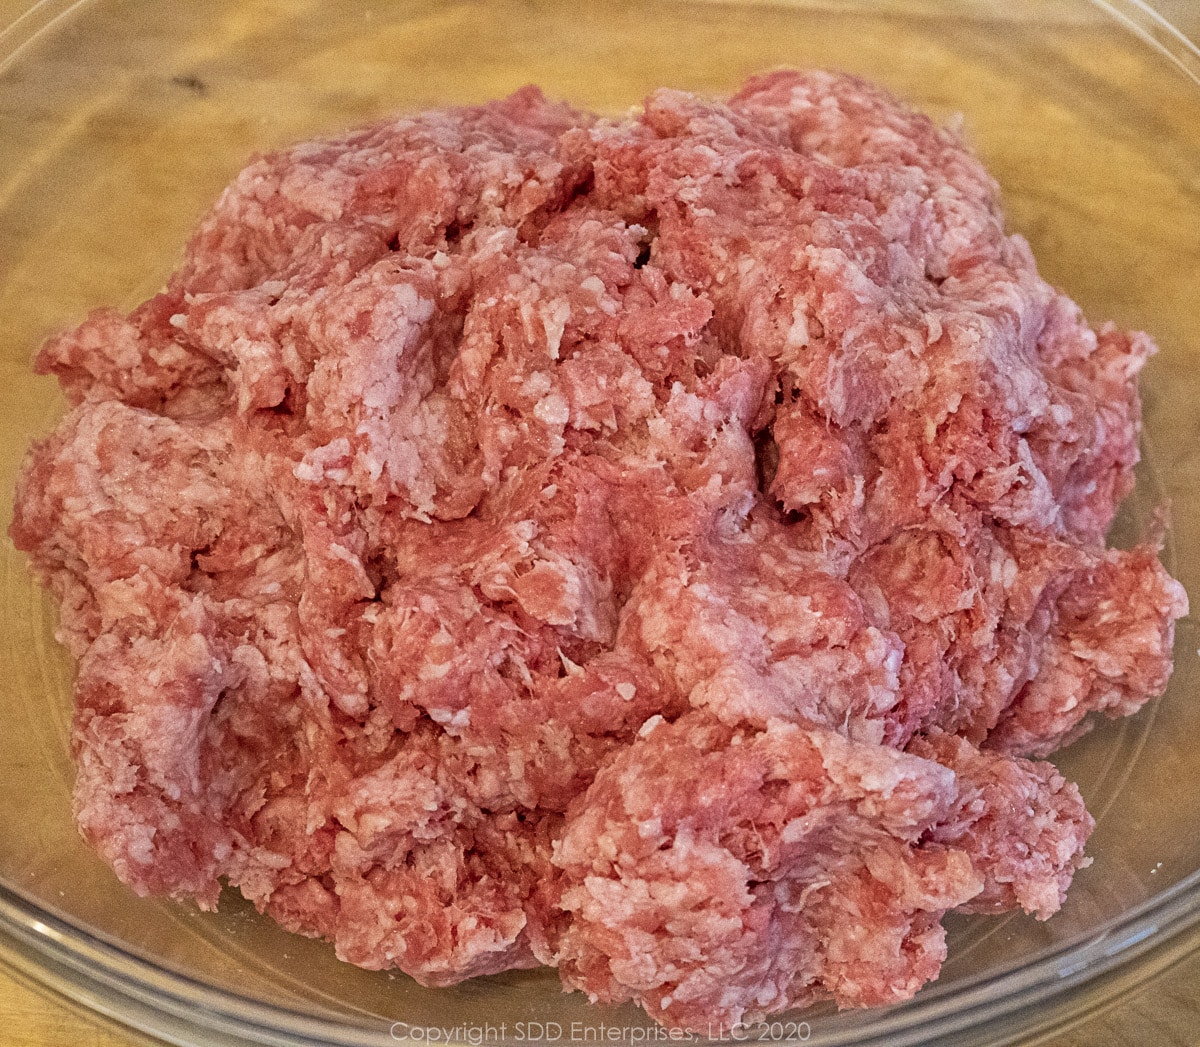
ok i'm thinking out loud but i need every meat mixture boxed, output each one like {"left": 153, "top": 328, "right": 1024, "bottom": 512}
{"left": 11, "top": 71, "right": 1188, "bottom": 1029}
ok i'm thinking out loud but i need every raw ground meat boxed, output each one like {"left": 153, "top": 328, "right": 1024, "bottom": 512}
{"left": 11, "top": 71, "right": 1188, "bottom": 1029}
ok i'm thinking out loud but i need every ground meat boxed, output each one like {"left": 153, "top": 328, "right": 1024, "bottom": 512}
{"left": 10, "top": 71, "right": 1188, "bottom": 1029}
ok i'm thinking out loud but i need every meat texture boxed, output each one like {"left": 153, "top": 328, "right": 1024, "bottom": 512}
{"left": 11, "top": 71, "right": 1187, "bottom": 1028}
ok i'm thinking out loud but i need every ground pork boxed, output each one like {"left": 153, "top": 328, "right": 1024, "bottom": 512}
{"left": 10, "top": 70, "right": 1187, "bottom": 1029}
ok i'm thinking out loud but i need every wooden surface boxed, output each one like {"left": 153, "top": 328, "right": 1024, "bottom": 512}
{"left": 2, "top": 0, "right": 1200, "bottom": 1045}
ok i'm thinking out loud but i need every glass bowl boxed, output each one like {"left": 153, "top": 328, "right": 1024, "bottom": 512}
{"left": 1, "top": 1, "right": 1199, "bottom": 1044}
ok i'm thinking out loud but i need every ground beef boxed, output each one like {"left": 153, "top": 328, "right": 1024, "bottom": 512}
{"left": 11, "top": 70, "right": 1188, "bottom": 1029}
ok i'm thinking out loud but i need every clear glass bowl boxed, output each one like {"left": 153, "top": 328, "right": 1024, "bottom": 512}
{"left": 1, "top": 1, "right": 1199, "bottom": 1044}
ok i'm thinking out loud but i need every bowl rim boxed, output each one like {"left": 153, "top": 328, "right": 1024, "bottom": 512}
{"left": 4, "top": 845, "right": 1200, "bottom": 1046}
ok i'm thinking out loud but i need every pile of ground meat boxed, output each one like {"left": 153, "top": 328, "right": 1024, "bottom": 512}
{"left": 11, "top": 71, "right": 1188, "bottom": 1029}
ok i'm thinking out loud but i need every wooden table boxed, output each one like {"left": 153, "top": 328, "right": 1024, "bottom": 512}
{"left": 2, "top": 0, "right": 1199, "bottom": 1044}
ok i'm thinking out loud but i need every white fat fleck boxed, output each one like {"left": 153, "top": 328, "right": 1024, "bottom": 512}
{"left": 521, "top": 370, "right": 552, "bottom": 399}
{"left": 419, "top": 660, "right": 452, "bottom": 681}
{"left": 616, "top": 682, "right": 637, "bottom": 702}
{"left": 542, "top": 300, "right": 571, "bottom": 359}
{"left": 293, "top": 459, "right": 322, "bottom": 482}
{"left": 580, "top": 275, "right": 607, "bottom": 297}
{"left": 534, "top": 392, "right": 570, "bottom": 427}
{"left": 1049, "top": 403, "right": 1073, "bottom": 426}
{"left": 541, "top": 484, "right": 558, "bottom": 499}
{"left": 927, "top": 391, "right": 963, "bottom": 441}
{"left": 638, "top": 714, "right": 665, "bottom": 739}
{"left": 558, "top": 647, "right": 584, "bottom": 676}
{"left": 926, "top": 314, "right": 943, "bottom": 345}
{"left": 168, "top": 313, "right": 187, "bottom": 330}
{"left": 637, "top": 816, "right": 663, "bottom": 840}
{"left": 795, "top": 879, "right": 831, "bottom": 911}
{"left": 780, "top": 817, "right": 813, "bottom": 845}
{"left": 512, "top": 520, "right": 538, "bottom": 548}
{"left": 127, "top": 830, "right": 156, "bottom": 866}
{"left": 786, "top": 298, "right": 810, "bottom": 348}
